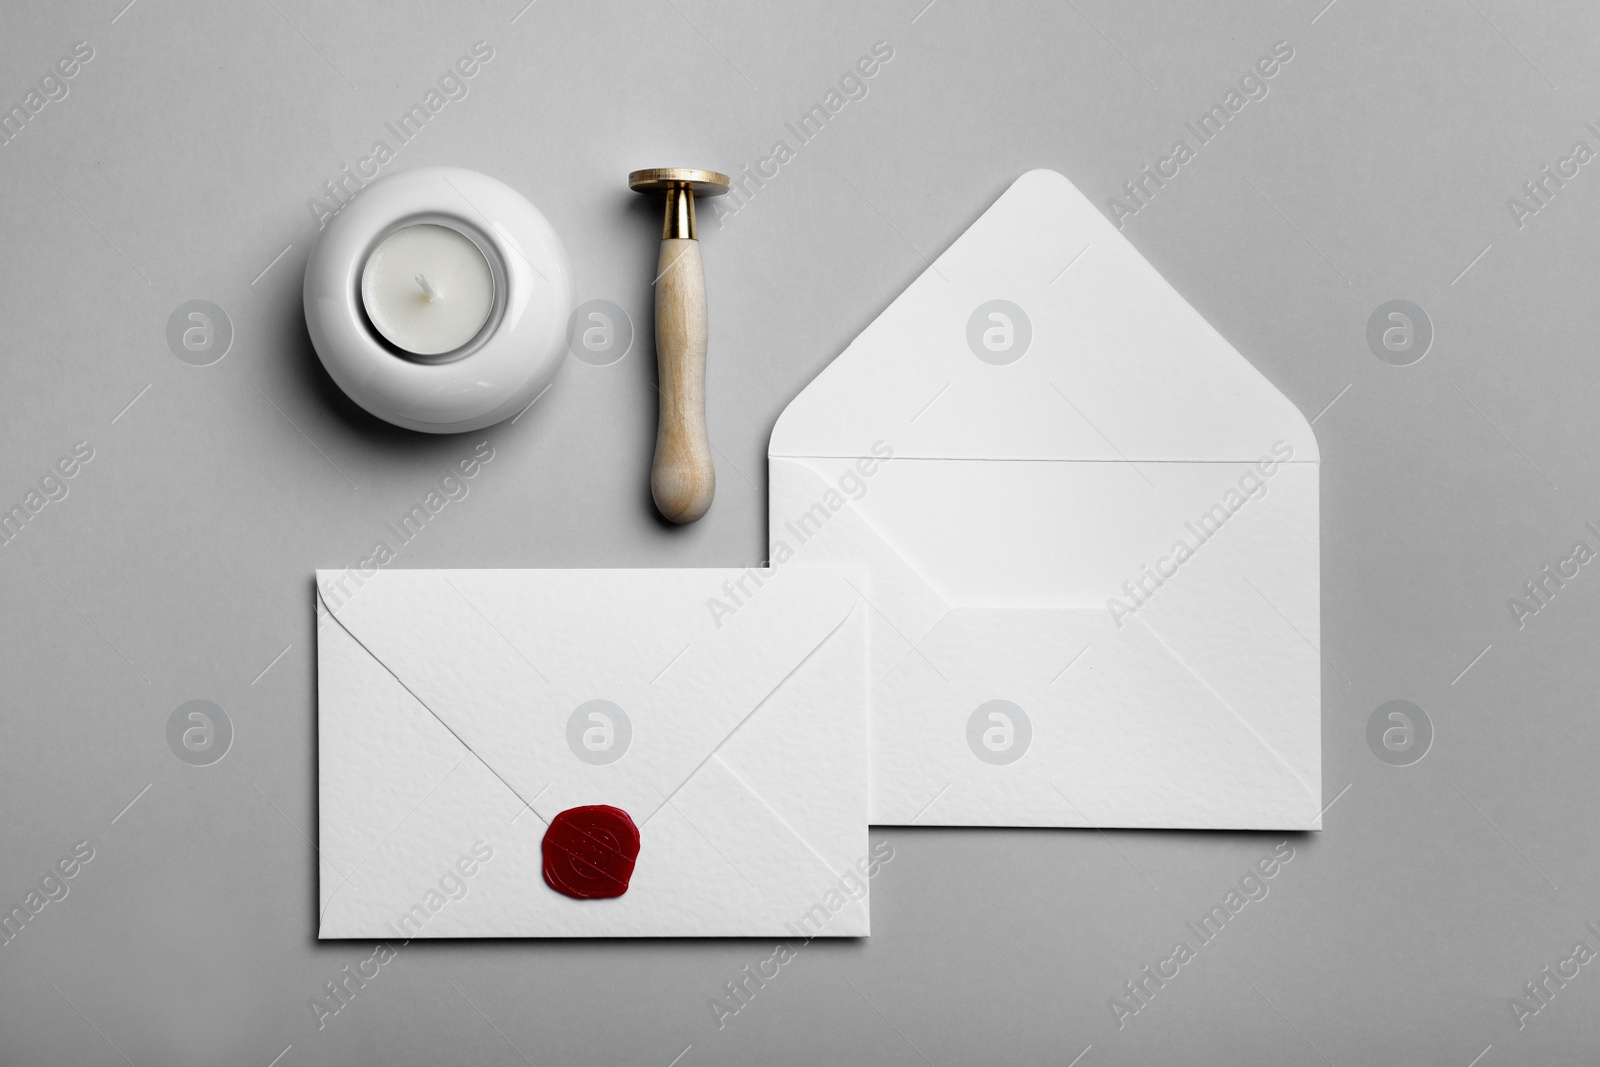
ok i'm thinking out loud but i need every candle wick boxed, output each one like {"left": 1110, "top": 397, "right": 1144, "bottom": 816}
{"left": 415, "top": 273, "right": 439, "bottom": 302}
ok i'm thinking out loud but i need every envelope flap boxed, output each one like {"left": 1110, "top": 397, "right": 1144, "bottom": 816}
{"left": 770, "top": 169, "right": 1317, "bottom": 463}
{"left": 317, "top": 567, "right": 862, "bottom": 827}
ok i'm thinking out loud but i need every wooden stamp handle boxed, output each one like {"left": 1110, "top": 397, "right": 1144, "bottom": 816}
{"left": 651, "top": 237, "right": 715, "bottom": 523}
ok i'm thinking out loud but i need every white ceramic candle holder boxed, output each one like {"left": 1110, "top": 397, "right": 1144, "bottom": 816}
{"left": 303, "top": 166, "right": 572, "bottom": 433}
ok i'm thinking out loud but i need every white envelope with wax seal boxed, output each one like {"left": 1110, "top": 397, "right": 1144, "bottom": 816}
{"left": 316, "top": 566, "right": 870, "bottom": 937}
{"left": 768, "top": 169, "right": 1321, "bottom": 830}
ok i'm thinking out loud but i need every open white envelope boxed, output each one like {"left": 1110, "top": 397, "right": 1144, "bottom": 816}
{"left": 768, "top": 169, "right": 1321, "bottom": 830}
{"left": 316, "top": 566, "right": 869, "bottom": 937}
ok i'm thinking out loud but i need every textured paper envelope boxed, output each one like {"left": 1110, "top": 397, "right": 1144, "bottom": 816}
{"left": 768, "top": 168, "right": 1321, "bottom": 829}
{"left": 316, "top": 566, "right": 869, "bottom": 937}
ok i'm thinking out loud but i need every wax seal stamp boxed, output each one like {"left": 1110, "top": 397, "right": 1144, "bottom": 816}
{"left": 628, "top": 168, "right": 730, "bottom": 524}
{"left": 541, "top": 804, "right": 640, "bottom": 899}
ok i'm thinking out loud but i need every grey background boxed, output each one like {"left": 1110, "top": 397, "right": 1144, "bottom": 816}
{"left": 1, "top": 0, "right": 1596, "bottom": 1063}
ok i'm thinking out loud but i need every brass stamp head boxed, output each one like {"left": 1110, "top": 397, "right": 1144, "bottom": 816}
{"left": 629, "top": 168, "right": 730, "bottom": 240}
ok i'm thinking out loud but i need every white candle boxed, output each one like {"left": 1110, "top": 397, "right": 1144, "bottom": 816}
{"left": 305, "top": 167, "right": 573, "bottom": 433}
{"left": 360, "top": 223, "right": 494, "bottom": 356}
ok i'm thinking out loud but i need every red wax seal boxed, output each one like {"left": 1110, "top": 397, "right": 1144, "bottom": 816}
{"left": 542, "top": 805, "right": 640, "bottom": 899}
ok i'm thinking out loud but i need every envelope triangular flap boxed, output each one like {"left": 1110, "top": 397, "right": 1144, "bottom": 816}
{"left": 318, "top": 567, "right": 861, "bottom": 825}
{"left": 769, "top": 169, "right": 1317, "bottom": 463}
